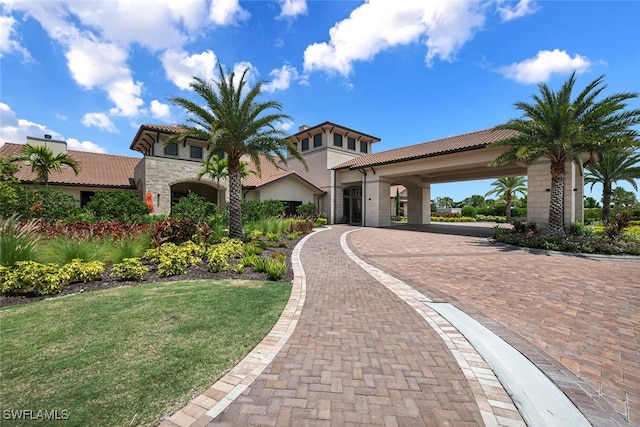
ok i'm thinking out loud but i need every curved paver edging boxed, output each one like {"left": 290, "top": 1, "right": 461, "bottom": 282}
{"left": 159, "top": 227, "right": 329, "bottom": 427}
{"left": 487, "top": 238, "right": 640, "bottom": 261}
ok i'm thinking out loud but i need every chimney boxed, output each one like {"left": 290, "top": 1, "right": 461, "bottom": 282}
{"left": 44, "top": 134, "right": 52, "bottom": 139}
{"left": 299, "top": 125, "right": 310, "bottom": 132}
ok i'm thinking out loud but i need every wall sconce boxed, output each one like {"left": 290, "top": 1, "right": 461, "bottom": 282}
{"left": 545, "top": 188, "right": 551, "bottom": 192}
{"left": 573, "top": 188, "right": 578, "bottom": 192}
{"left": 157, "top": 193, "right": 160, "bottom": 207}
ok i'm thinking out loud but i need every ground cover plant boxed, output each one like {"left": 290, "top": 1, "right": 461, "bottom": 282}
{"left": 492, "top": 216, "right": 640, "bottom": 255}
{"left": 0, "top": 279, "right": 291, "bottom": 426}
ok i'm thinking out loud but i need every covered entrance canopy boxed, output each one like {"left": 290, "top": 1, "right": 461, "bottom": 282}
{"left": 332, "top": 128, "right": 584, "bottom": 228}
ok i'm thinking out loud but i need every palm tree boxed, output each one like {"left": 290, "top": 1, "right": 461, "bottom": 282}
{"left": 198, "top": 153, "right": 228, "bottom": 209}
{"left": 11, "top": 144, "right": 80, "bottom": 187}
{"left": 490, "top": 73, "right": 640, "bottom": 237}
{"left": 585, "top": 147, "right": 640, "bottom": 222}
{"left": 168, "top": 62, "right": 307, "bottom": 239}
{"left": 485, "top": 176, "right": 527, "bottom": 222}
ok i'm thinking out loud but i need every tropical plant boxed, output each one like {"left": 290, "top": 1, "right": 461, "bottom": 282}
{"left": 584, "top": 196, "right": 600, "bottom": 209}
{"left": 436, "top": 196, "right": 454, "bottom": 209}
{"left": 198, "top": 153, "right": 228, "bottom": 208}
{"left": 168, "top": 62, "right": 307, "bottom": 239}
{"left": 170, "top": 191, "right": 218, "bottom": 224}
{"left": 610, "top": 187, "right": 639, "bottom": 213}
{"left": 585, "top": 147, "right": 640, "bottom": 222}
{"left": 10, "top": 144, "right": 80, "bottom": 187}
{"left": 85, "top": 191, "right": 150, "bottom": 223}
{"left": 485, "top": 176, "right": 527, "bottom": 222}
{"left": 490, "top": 73, "right": 640, "bottom": 237}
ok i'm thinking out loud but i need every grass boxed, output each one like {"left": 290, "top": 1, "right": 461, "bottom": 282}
{"left": 0, "top": 279, "right": 291, "bottom": 426}
{"left": 35, "top": 234, "right": 151, "bottom": 265}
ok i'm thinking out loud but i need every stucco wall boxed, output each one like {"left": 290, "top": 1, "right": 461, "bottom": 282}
{"left": 257, "top": 178, "right": 316, "bottom": 204}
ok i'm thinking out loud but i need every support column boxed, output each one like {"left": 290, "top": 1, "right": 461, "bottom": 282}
{"left": 527, "top": 159, "right": 584, "bottom": 229}
{"left": 406, "top": 184, "right": 431, "bottom": 225}
{"left": 364, "top": 176, "right": 391, "bottom": 227}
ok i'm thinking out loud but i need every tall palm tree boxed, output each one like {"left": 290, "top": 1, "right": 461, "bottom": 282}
{"left": 11, "top": 144, "right": 80, "bottom": 187}
{"left": 485, "top": 176, "right": 527, "bottom": 222}
{"left": 490, "top": 73, "right": 640, "bottom": 237}
{"left": 585, "top": 147, "right": 640, "bottom": 222}
{"left": 168, "top": 62, "right": 307, "bottom": 239}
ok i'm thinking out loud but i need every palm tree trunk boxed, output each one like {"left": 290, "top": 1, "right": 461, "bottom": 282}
{"left": 228, "top": 170, "right": 243, "bottom": 239}
{"left": 548, "top": 161, "right": 566, "bottom": 237}
{"left": 505, "top": 193, "right": 512, "bottom": 222}
{"left": 602, "top": 181, "right": 612, "bottom": 223}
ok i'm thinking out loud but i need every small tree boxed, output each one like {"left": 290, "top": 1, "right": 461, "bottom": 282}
{"left": 485, "top": 176, "right": 527, "bottom": 222}
{"left": 11, "top": 144, "right": 80, "bottom": 187}
{"left": 585, "top": 147, "right": 640, "bottom": 222}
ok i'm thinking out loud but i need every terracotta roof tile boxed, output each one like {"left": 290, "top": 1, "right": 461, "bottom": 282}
{"left": 0, "top": 143, "right": 140, "bottom": 188}
{"left": 334, "top": 127, "right": 517, "bottom": 170}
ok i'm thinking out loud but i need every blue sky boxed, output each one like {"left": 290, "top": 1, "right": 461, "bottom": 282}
{"left": 1, "top": 0, "right": 639, "bottom": 203}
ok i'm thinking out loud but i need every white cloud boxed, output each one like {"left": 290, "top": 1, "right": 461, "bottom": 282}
{"left": 209, "top": 0, "right": 250, "bottom": 26}
{"left": 81, "top": 112, "right": 116, "bottom": 133}
{"left": 499, "top": 49, "right": 591, "bottom": 84}
{"left": 277, "top": 0, "right": 308, "bottom": 19}
{"left": 277, "top": 119, "right": 294, "bottom": 132}
{"left": 0, "top": 102, "right": 61, "bottom": 144}
{"left": 150, "top": 100, "right": 172, "bottom": 121}
{"left": 263, "top": 64, "right": 299, "bottom": 92}
{"left": 0, "top": 103, "right": 108, "bottom": 152}
{"left": 496, "top": 0, "right": 537, "bottom": 22}
{"left": 303, "top": 0, "right": 486, "bottom": 76}
{"left": 232, "top": 61, "right": 258, "bottom": 89}
{"left": 66, "top": 138, "right": 107, "bottom": 153}
{"left": 161, "top": 49, "right": 218, "bottom": 90}
{"left": 0, "top": 14, "right": 31, "bottom": 60}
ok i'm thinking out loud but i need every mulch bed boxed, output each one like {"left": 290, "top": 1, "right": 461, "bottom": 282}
{"left": 1, "top": 243, "right": 298, "bottom": 308}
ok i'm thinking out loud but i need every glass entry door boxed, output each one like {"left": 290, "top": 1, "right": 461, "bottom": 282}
{"left": 343, "top": 187, "right": 362, "bottom": 225}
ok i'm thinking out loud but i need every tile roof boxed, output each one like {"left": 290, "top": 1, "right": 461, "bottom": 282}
{"left": 242, "top": 155, "right": 325, "bottom": 193}
{"left": 291, "top": 121, "right": 381, "bottom": 142}
{"left": 0, "top": 143, "right": 140, "bottom": 188}
{"left": 333, "top": 127, "right": 517, "bottom": 170}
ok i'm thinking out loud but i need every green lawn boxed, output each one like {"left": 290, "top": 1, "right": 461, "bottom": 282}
{"left": 0, "top": 279, "right": 291, "bottom": 426}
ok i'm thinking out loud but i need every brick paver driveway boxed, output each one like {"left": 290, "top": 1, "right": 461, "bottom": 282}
{"left": 349, "top": 227, "right": 640, "bottom": 426}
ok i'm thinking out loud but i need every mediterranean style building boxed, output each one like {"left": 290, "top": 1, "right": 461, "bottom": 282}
{"left": 1, "top": 121, "right": 585, "bottom": 227}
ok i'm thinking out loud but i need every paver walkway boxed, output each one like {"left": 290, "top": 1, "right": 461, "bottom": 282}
{"left": 349, "top": 227, "right": 639, "bottom": 426}
{"left": 162, "top": 225, "right": 638, "bottom": 427}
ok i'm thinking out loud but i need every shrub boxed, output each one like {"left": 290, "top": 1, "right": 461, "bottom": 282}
{"left": 1, "top": 261, "right": 69, "bottom": 295}
{"left": 584, "top": 208, "right": 602, "bottom": 224}
{"left": 461, "top": 206, "right": 477, "bottom": 218}
{"left": 569, "top": 222, "right": 593, "bottom": 237}
{"left": 144, "top": 241, "right": 202, "bottom": 278}
{"left": 31, "top": 221, "right": 150, "bottom": 240}
{"left": 287, "top": 219, "right": 314, "bottom": 234}
{"left": 606, "top": 212, "right": 633, "bottom": 238}
{"left": 0, "top": 215, "right": 41, "bottom": 267}
{"left": 206, "top": 238, "right": 245, "bottom": 273}
{"left": 14, "top": 187, "right": 82, "bottom": 222}
{"left": 315, "top": 218, "right": 328, "bottom": 227}
{"left": 61, "top": 259, "right": 105, "bottom": 283}
{"left": 243, "top": 243, "right": 263, "bottom": 257}
{"left": 240, "top": 199, "right": 286, "bottom": 222}
{"left": 296, "top": 202, "right": 317, "bottom": 218}
{"left": 110, "top": 258, "right": 149, "bottom": 281}
{"left": 85, "top": 191, "right": 150, "bottom": 223}
{"left": 170, "top": 192, "right": 218, "bottom": 224}
{"left": 264, "top": 258, "right": 287, "bottom": 280}
{"left": 152, "top": 218, "right": 198, "bottom": 246}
